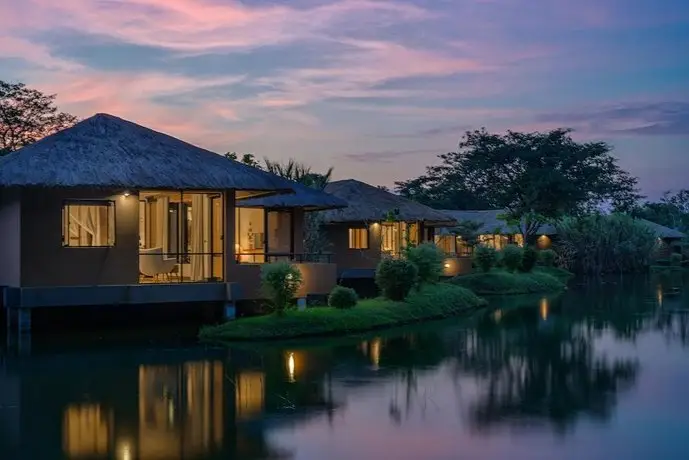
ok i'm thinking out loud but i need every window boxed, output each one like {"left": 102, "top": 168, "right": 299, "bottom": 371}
{"left": 348, "top": 228, "right": 369, "bottom": 249}
{"left": 434, "top": 235, "right": 456, "bottom": 254}
{"left": 62, "top": 201, "right": 115, "bottom": 247}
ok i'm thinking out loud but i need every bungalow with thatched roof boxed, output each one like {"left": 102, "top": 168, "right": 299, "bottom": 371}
{"left": 0, "top": 113, "right": 342, "bottom": 321}
{"left": 318, "top": 179, "right": 467, "bottom": 277}
{"left": 434, "top": 208, "right": 684, "bottom": 257}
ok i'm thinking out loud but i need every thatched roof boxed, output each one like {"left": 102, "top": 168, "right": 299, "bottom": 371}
{"left": 238, "top": 180, "right": 347, "bottom": 211}
{"left": 437, "top": 209, "right": 556, "bottom": 236}
{"left": 0, "top": 113, "right": 295, "bottom": 192}
{"left": 320, "top": 179, "right": 456, "bottom": 225}
{"left": 639, "top": 219, "right": 685, "bottom": 239}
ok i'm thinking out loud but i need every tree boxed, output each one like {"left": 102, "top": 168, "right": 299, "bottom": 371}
{"left": 0, "top": 80, "right": 78, "bottom": 155}
{"left": 397, "top": 128, "right": 641, "bottom": 242}
{"left": 225, "top": 151, "right": 262, "bottom": 168}
{"left": 396, "top": 175, "right": 490, "bottom": 210}
{"left": 264, "top": 158, "right": 332, "bottom": 190}
{"left": 634, "top": 189, "right": 689, "bottom": 232}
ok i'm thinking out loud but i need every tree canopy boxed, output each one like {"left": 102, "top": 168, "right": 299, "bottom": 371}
{"left": 396, "top": 128, "right": 641, "bottom": 240}
{"left": 0, "top": 80, "right": 78, "bottom": 155}
{"left": 633, "top": 189, "right": 689, "bottom": 233}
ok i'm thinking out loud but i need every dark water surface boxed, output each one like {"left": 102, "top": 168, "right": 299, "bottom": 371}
{"left": 2, "top": 276, "right": 689, "bottom": 459}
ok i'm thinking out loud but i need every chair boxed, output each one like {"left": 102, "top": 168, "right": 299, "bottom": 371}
{"left": 139, "top": 247, "right": 177, "bottom": 282}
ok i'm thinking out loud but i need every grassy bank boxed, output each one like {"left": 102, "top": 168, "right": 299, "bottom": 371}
{"left": 450, "top": 268, "right": 569, "bottom": 296}
{"left": 199, "top": 284, "right": 486, "bottom": 342}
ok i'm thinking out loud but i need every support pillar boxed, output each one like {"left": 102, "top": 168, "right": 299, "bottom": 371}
{"left": 17, "top": 308, "right": 31, "bottom": 334}
{"left": 223, "top": 302, "right": 236, "bottom": 321}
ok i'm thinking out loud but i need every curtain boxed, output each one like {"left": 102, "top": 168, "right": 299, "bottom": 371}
{"left": 190, "top": 194, "right": 211, "bottom": 281}
{"left": 155, "top": 196, "right": 169, "bottom": 253}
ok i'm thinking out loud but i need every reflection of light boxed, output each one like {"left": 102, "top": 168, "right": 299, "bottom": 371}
{"left": 287, "top": 352, "right": 295, "bottom": 382}
{"left": 167, "top": 399, "right": 175, "bottom": 424}
{"left": 444, "top": 262, "right": 451, "bottom": 268}
{"left": 493, "top": 309, "right": 503, "bottom": 322}
{"left": 370, "top": 338, "right": 381, "bottom": 370}
{"left": 123, "top": 191, "right": 130, "bottom": 198}
{"left": 286, "top": 273, "right": 293, "bottom": 281}
{"left": 657, "top": 285, "right": 663, "bottom": 306}
{"left": 540, "top": 297, "right": 549, "bottom": 321}
{"left": 117, "top": 440, "right": 132, "bottom": 460}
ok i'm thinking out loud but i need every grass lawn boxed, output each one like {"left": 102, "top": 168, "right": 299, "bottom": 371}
{"left": 450, "top": 267, "right": 570, "bottom": 296}
{"left": 199, "top": 283, "right": 486, "bottom": 342}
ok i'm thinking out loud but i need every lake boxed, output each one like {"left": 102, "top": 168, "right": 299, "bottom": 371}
{"left": 1, "top": 275, "right": 689, "bottom": 459}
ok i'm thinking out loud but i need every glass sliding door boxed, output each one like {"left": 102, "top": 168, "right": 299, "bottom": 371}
{"left": 267, "top": 210, "right": 293, "bottom": 261}
{"left": 138, "top": 191, "right": 224, "bottom": 283}
{"left": 381, "top": 221, "right": 421, "bottom": 258}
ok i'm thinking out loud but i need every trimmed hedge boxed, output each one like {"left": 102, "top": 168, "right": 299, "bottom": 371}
{"left": 450, "top": 269, "right": 566, "bottom": 295}
{"left": 199, "top": 284, "right": 486, "bottom": 341}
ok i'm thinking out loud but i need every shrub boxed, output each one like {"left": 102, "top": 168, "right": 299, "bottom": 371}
{"left": 450, "top": 271, "right": 565, "bottom": 295}
{"left": 406, "top": 243, "right": 445, "bottom": 286}
{"left": 501, "top": 244, "right": 523, "bottom": 272}
{"left": 670, "top": 253, "right": 683, "bottom": 267}
{"left": 375, "top": 258, "right": 418, "bottom": 301}
{"left": 328, "top": 286, "right": 358, "bottom": 309}
{"left": 260, "top": 262, "right": 303, "bottom": 315}
{"left": 474, "top": 245, "right": 498, "bottom": 273}
{"left": 555, "top": 213, "right": 656, "bottom": 275}
{"left": 521, "top": 246, "right": 539, "bottom": 272}
{"left": 539, "top": 249, "right": 557, "bottom": 267}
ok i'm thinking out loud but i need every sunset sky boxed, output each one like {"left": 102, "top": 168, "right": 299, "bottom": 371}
{"left": 1, "top": 0, "right": 688, "bottom": 198}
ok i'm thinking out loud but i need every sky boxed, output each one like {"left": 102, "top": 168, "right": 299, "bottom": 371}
{"left": 1, "top": 0, "right": 688, "bottom": 198}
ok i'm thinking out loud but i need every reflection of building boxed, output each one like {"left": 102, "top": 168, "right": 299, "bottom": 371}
{"left": 59, "top": 361, "right": 225, "bottom": 460}
{"left": 63, "top": 404, "right": 113, "bottom": 458}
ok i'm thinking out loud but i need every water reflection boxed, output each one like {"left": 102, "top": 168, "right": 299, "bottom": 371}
{"left": 2, "top": 275, "right": 689, "bottom": 459}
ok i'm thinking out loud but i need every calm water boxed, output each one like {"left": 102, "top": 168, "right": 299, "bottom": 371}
{"left": 2, "top": 276, "right": 689, "bottom": 460}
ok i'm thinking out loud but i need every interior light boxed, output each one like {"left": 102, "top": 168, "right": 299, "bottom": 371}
{"left": 444, "top": 262, "right": 451, "bottom": 268}
{"left": 123, "top": 191, "right": 130, "bottom": 197}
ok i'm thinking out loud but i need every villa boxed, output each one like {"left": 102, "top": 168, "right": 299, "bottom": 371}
{"left": 434, "top": 208, "right": 684, "bottom": 257}
{"left": 317, "top": 179, "right": 469, "bottom": 278}
{"left": 0, "top": 114, "right": 343, "bottom": 329}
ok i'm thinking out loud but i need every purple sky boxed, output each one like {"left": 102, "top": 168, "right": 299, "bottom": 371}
{"left": 1, "top": 0, "right": 688, "bottom": 198}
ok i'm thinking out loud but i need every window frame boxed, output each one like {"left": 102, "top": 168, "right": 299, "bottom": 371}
{"left": 62, "top": 199, "right": 116, "bottom": 248}
{"left": 348, "top": 227, "right": 369, "bottom": 250}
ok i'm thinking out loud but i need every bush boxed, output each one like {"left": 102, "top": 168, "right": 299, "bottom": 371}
{"left": 328, "top": 286, "right": 358, "bottom": 309}
{"left": 501, "top": 244, "right": 523, "bottom": 272}
{"left": 555, "top": 213, "right": 656, "bottom": 275}
{"left": 474, "top": 245, "right": 498, "bottom": 272}
{"left": 260, "top": 262, "right": 303, "bottom": 315}
{"left": 450, "top": 270, "right": 565, "bottom": 295}
{"left": 521, "top": 246, "right": 539, "bottom": 272}
{"left": 406, "top": 243, "right": 445, "bottom": 286}
{"left": 375, "top": 258, "right": 418, "bottom": 301}
{"left": 539, "top": 249, "right": 557, "bottom": 267}
{"left": 670, "top": 253, "right": 683, "bottom": 267}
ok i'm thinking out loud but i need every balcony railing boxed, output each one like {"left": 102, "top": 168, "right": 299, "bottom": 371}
{"left": 236, "top": 253, "right": 333, "bottom": 264}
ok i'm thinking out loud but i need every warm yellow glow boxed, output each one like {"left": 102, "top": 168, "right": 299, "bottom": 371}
{"left": 540, "top": 297, "right": 549, "bottom": 321}
{"left": 370, "top": 338, "right": 381, "bottom": 369}
{"left": 236, "top": 372, "right": 265, "bottom": 420}
{"left": 493, "top": 309, "right": 503, "bottom": 322}
{"left": 657, "top": 285, "right": 663, "bottom": 306}
{"left": 287, "top": 352, "right": 296, "bottom": 382}
{"left": 444, "top": 262, "right": 451, "bottom": 268}
{"left": 117, "top": 440, "right": 132, "bottom": 460}
{"left": 123, "top": 191, "right": 130, "bottom": 197}
{"left": 63, "top": 404, "right": 111, "bottom": 458}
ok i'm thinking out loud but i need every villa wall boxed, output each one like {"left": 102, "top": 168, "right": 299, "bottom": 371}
{"left": 326, "top": 223, "right": 382, "bottom": 272}
{"left": 20, "top": 188, "right": 139, "bottom": 287}
{"left": 0, "top": 189, "right": 22, "bottom": 287}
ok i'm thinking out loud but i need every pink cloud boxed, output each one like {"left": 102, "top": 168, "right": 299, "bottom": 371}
{"left": 4, "top": 0, "right": 430, "bottom": 53}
